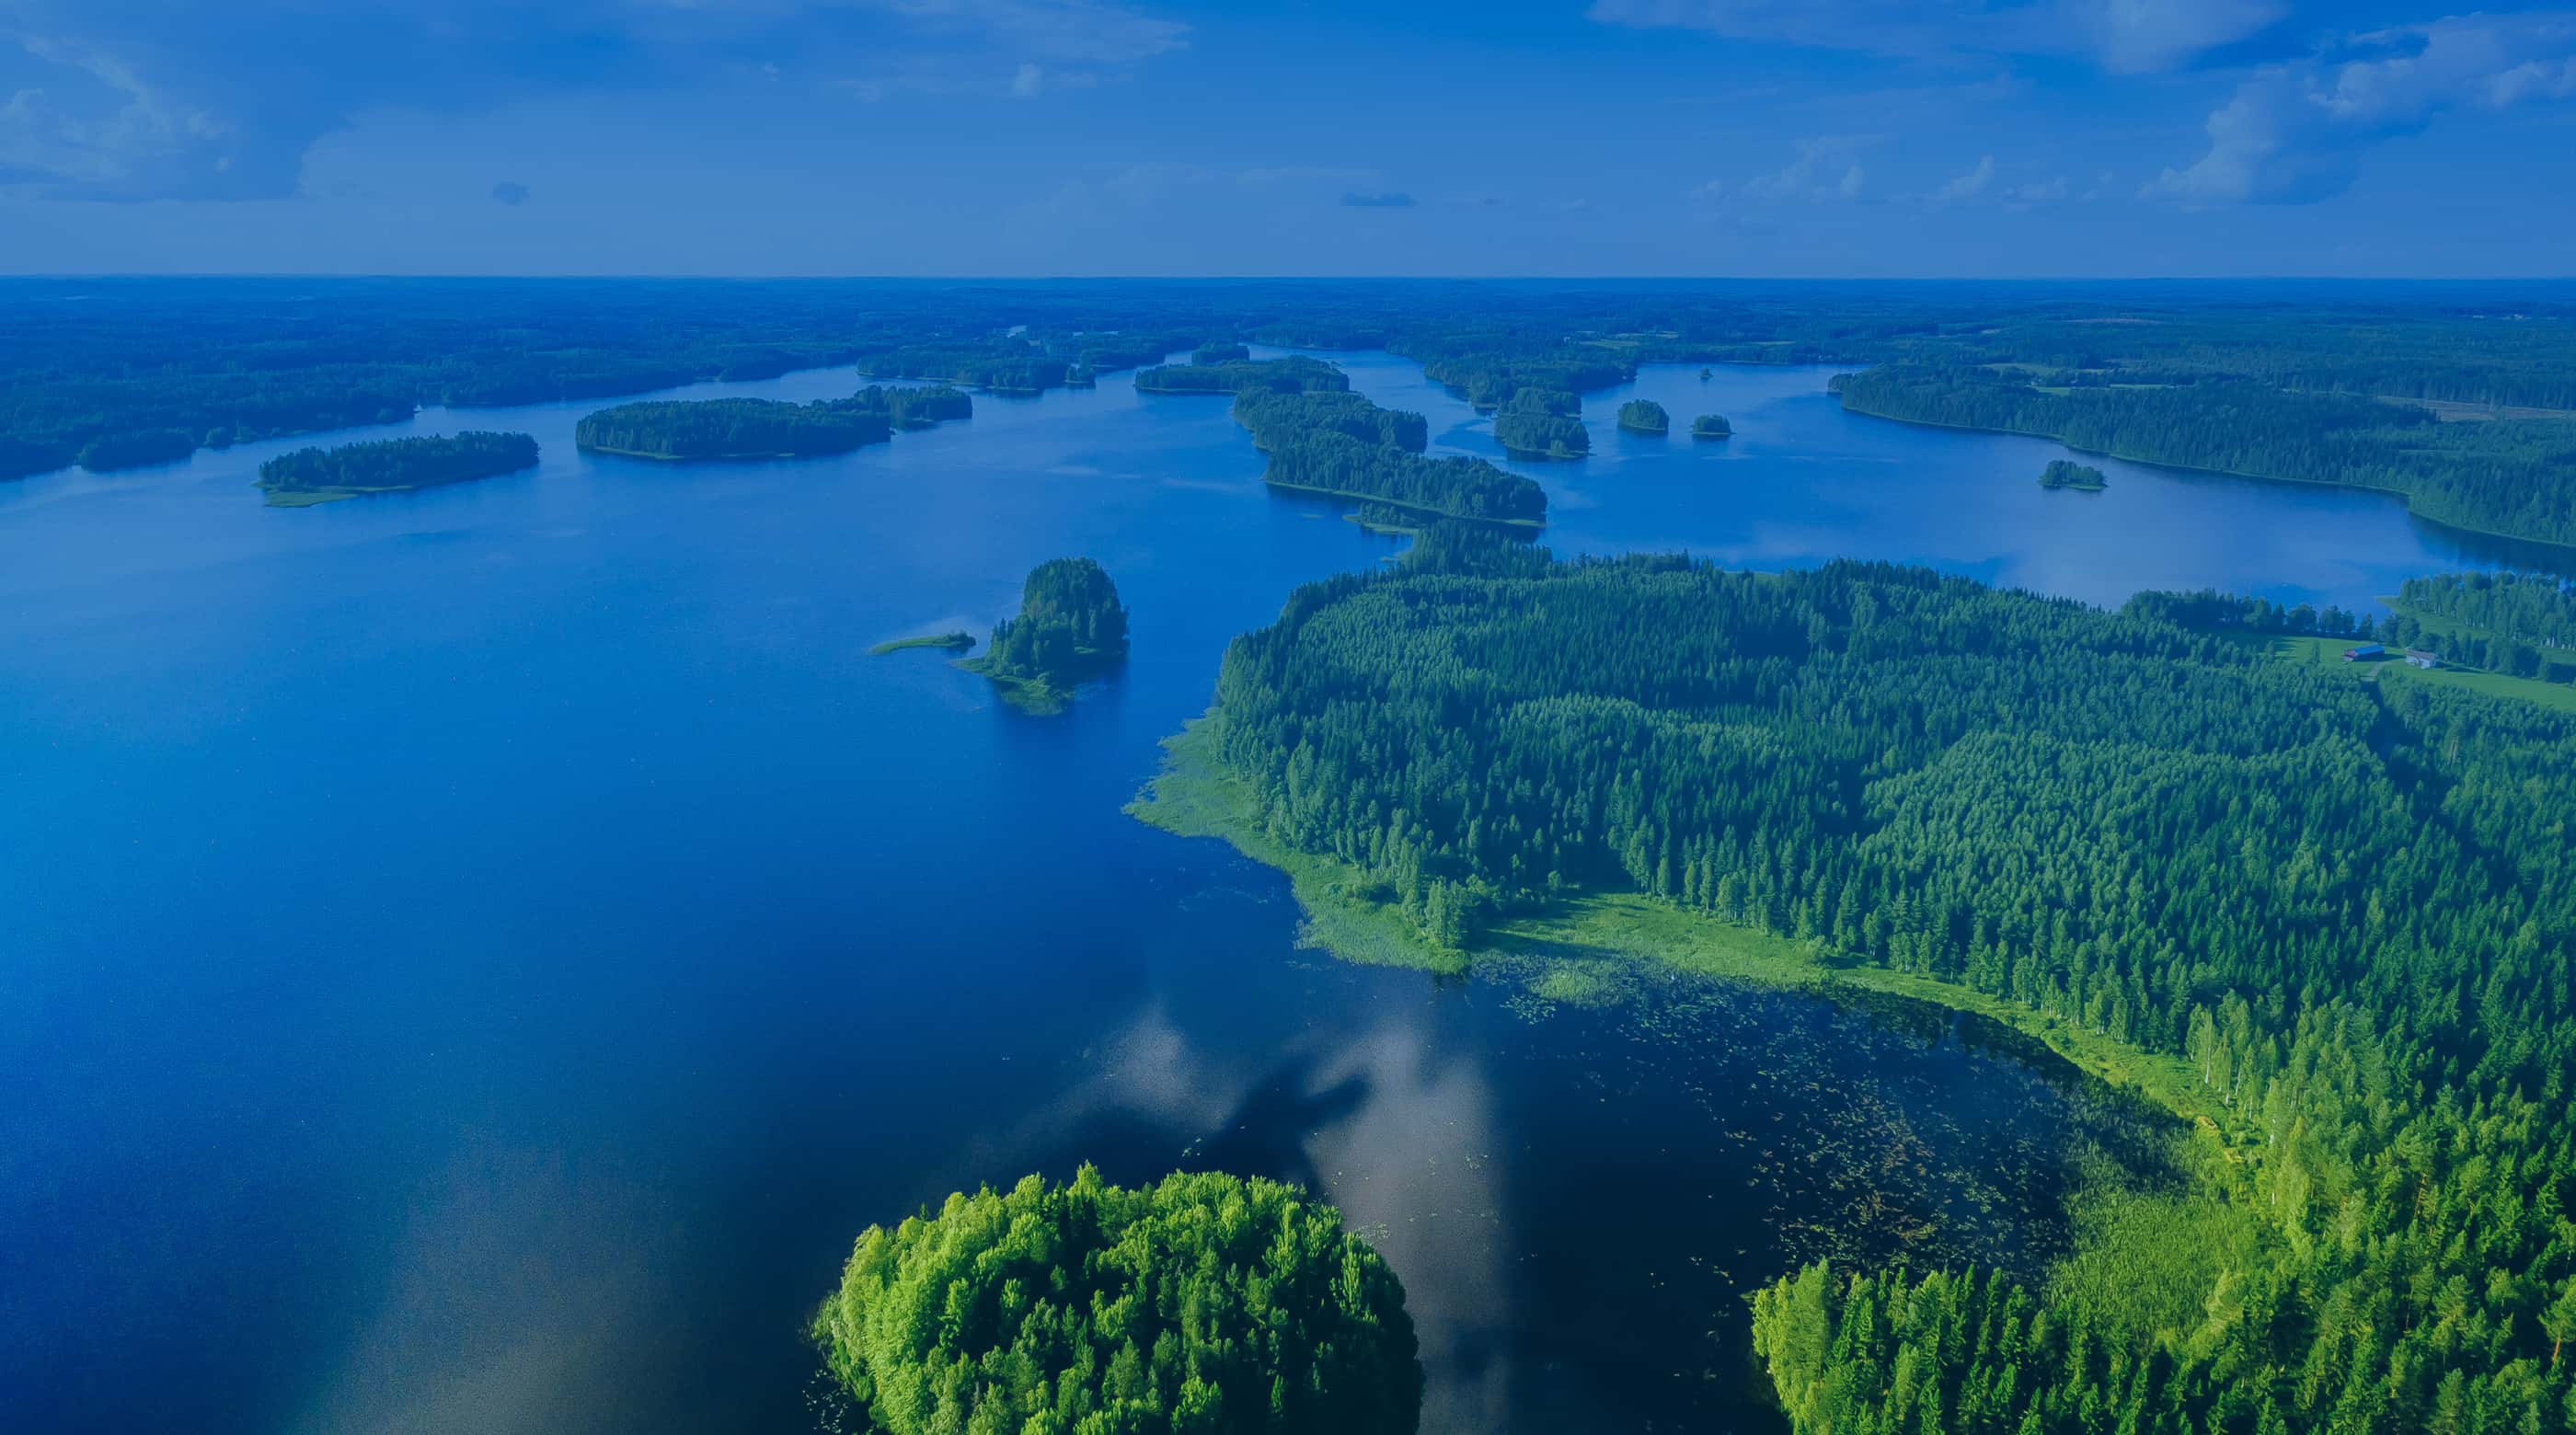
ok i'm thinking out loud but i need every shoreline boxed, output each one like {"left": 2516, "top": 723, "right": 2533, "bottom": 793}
{"left": 1128, "top": 711, "right": 2240, "bottom": 1166}
{"left": 1834, "top": 396, "right": 2576, "bottom": 558}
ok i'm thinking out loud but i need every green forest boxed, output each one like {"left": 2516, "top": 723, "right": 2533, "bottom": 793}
{"left": 1693, "top": 413, "right": 1733, "bottom": 440}
{"left": 1492, "top": 390, "right": 1591, "bottom": 458}
{"left": 1135, "top": 356, "right": 1349, "bottom": 396}
{"left": 811, "top": 1166, "right": 1420, "bottom": 1435}
{"left": 1212, "top": 361, "right": 1541, "bottom": 526}
{"left": 1618, "top": 399, "right": 1670, "bottom": 434}
{"left": 573, "top": 397, "right": 892, "bottom": 460}
{"left": 1178, "top": 542, "right": 2576, "bottom": 1432}
{"left": 2398, "top": 570, "right": 2576, "bottom": 650}
{"left": 2039, "top": 459, "right": 2108, "bottom": 490}
{"left": 256, "top": 431, "right": 540, "bottom": 506}
{"left": 964, "top": 557, "right": 1133, "bottom": 709}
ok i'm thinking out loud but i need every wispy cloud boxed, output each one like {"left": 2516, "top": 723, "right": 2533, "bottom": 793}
{"left": 1340, "top": 190, "right": 1415, "bottom": 208}
{"left": 2152, "top": 11, "right": 2576, "bottom": 205}
{"left": 1741, "top": 135, "right": 1872, "bottom": 202}
{"left": 1587, "top": 0, "right": 2294, "bottom": 74}
{"left": 1931, "top": 154, "right": 1995, "bottom": 204}
{"left": 0, "top": 0, "right": 1190, "bottom": 201}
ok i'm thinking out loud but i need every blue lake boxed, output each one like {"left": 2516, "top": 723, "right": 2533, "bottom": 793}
{"left": 1, "top": 353, "right": 2553, "bottom": 1435}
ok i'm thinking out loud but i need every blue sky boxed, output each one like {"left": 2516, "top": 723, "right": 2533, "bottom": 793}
{"left": 2, "top": 1, "right": 2572, "bottom": 276}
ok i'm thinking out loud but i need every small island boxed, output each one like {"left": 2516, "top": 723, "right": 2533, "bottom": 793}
{"left": 1691, "top": 413, "right": 1732, "bottom": 440}
{"left": 2039, "top": 458, "right": 2109, "bottom": 490}
{"left": 961, "top": 557, "right": 1132, "bottom": 712}
{"left": 1617, "top": 398, "right": 1670, "bottom": 434}
{"left": 811, "top": 1166, "right": 1420, "bottom": 1435}
{"left": 1699, "top": 367, "right": 1714, "bottom": 381}
{"left": 868, "top": 631, "right": 973, "bottom": 656}
{"left": 575, "top": 397, "right": 891, "bottom": 460}
{"left": 258, "top": 431, "right": 540, "bottom": 506}
{"left": 1493, "top": 389, "right": 1590, "bottom": 458}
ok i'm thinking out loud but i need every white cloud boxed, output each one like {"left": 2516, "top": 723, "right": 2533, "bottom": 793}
{"left": 1011, "top": 62, "right": 1044, "bottom": 96}
{"left": 2152, "top": 11, "right": 2576, "bottom": 205}
{"left": 1932, "top": 154, "right": 1995, "bottom": 203}
{"left": 1587, "top": 0, "right": 2289, "bottom": 74}
{"left": 1742, "top": 136, "right": 1873, "bottom": 202}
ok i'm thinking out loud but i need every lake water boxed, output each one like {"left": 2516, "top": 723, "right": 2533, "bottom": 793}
{"left": 2, "top": 352, "right": 2552, "bottom": 1435}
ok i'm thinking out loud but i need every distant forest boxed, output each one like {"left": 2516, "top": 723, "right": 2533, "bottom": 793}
{"left": 13, "top": 278, "right": 2576, "bottom": 548}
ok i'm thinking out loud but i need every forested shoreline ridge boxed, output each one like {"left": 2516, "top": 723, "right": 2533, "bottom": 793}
{"left": 1154, "top": 537, "right": 2576, "bottom": 1432}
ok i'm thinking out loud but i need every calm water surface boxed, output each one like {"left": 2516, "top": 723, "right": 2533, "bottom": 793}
{"left": 2, "top": 353, "right": 2550, "bottom": 1435}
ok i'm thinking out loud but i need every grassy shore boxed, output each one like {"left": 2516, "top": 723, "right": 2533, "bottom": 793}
{"left": 1130, "top": 711, "right": 2237, "bottom": 1160}
{"left": 868, "top": 631, "right": 974, "bottom": 656}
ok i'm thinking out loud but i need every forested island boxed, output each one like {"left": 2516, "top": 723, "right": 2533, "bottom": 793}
{"left": 865, "top": 384, "right": 972, "bottom": 429}
{"left": 1691, "top": 413, "right": 1732, "bottom": 440}
{"left": 1134, "top": 355, "right": 1349, "bottom": 396}
{"left": 2038, "top": 458, "right": 2108, "bottom": 490}
{"left": 811, "top": 1166, "right": 1420, "bottom": 1435}
{"left": 574, "top": 397, "right": 891, "bottom": 460}
{"left": 1138, "top": 535, "right": 2576, "bottom": 1433}
{"left": 1617, "top": 399, "right": 1669, "bottom": 434}
{"left": 1492, "top": 389, "right": 1590, "bottom": 458}
{"left": 257, "top": 431, "right": 540, "bottom": 506}
{"left": 962, "top": 557, "right": 1131, "bottom": 711}
{"left": 1190, "top": 341, "right": 1251, "bottom": 364}
{"left": 1232, "top": 389, "right": 1430, "bottom": 453}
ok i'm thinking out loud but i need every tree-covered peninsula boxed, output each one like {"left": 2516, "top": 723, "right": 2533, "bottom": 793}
{"left": 2038, "top": 458, "right": 2108, "bottom": 490}
{"left": 1616, "top": 399, "right": 1669, "bottom": 434}
{"left": 1190, "top": 341, "right": 1252, "bottom": 364}
{"left": 1142, "top": 539, "right": 2576, "bottom": 1432}
{"left": 574, "top": 396, "right": 892, "bottom": 460}
{"left": 1231, "top": 389, "right": 1430, "bottom": 453}
{"left": 257, "top": 431, "right": 540, "bottom": 506}
{"left": 1134, "top": 355, "right": 1350, "bottom": 396}
{"left": 1264, "top": 434, "right": 1546, "bottom": 527}
{"left": 861, "top": 384, "right": 972, "bottom": 429}
{"left": 1691, "top": 413, "right": 1732, "bottom": 440}
{"left": 962, "top": 557, "right": 1132, "bottom": 710}
{"left": 1491, "top": 395, "right": 1589, "bottom": 458}
{"left": 811, "top": 1166, "right": 1420, "bottom": 1435}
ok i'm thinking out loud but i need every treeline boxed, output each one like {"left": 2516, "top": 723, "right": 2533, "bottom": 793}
{"left": 1196, "top": 548, "right": 2576, "bottom": 1429}
{"left": 1134, "top": 356, "right": 1349, "bottom": 396}
{"left": 860, "top": 384, "right": 972, "bottom": 429}
{"left": 811, "top": 1166, "right": 1420, "bottom": 1435}
{"left": 573, "top": 397, "right": 891, "bottom": 460}
{"left": 2125, "top": 582, "right": 2576, "bottom": 683}
{"left": 257, "top": 431, "right": 538, "bottom": 504}
{"left": 1834, "top": 363, "right": 2576, "bottom": 545}
{"left": 2399, "top": 570, "right": 2576, "bottom": 649}
{"left": 860, "top": 345, "right": 1070, "bottom": 394}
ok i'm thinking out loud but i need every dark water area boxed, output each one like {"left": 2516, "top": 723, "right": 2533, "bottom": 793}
{"left": 0, "top": 351, "right": 2524, "bottom": 1435}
